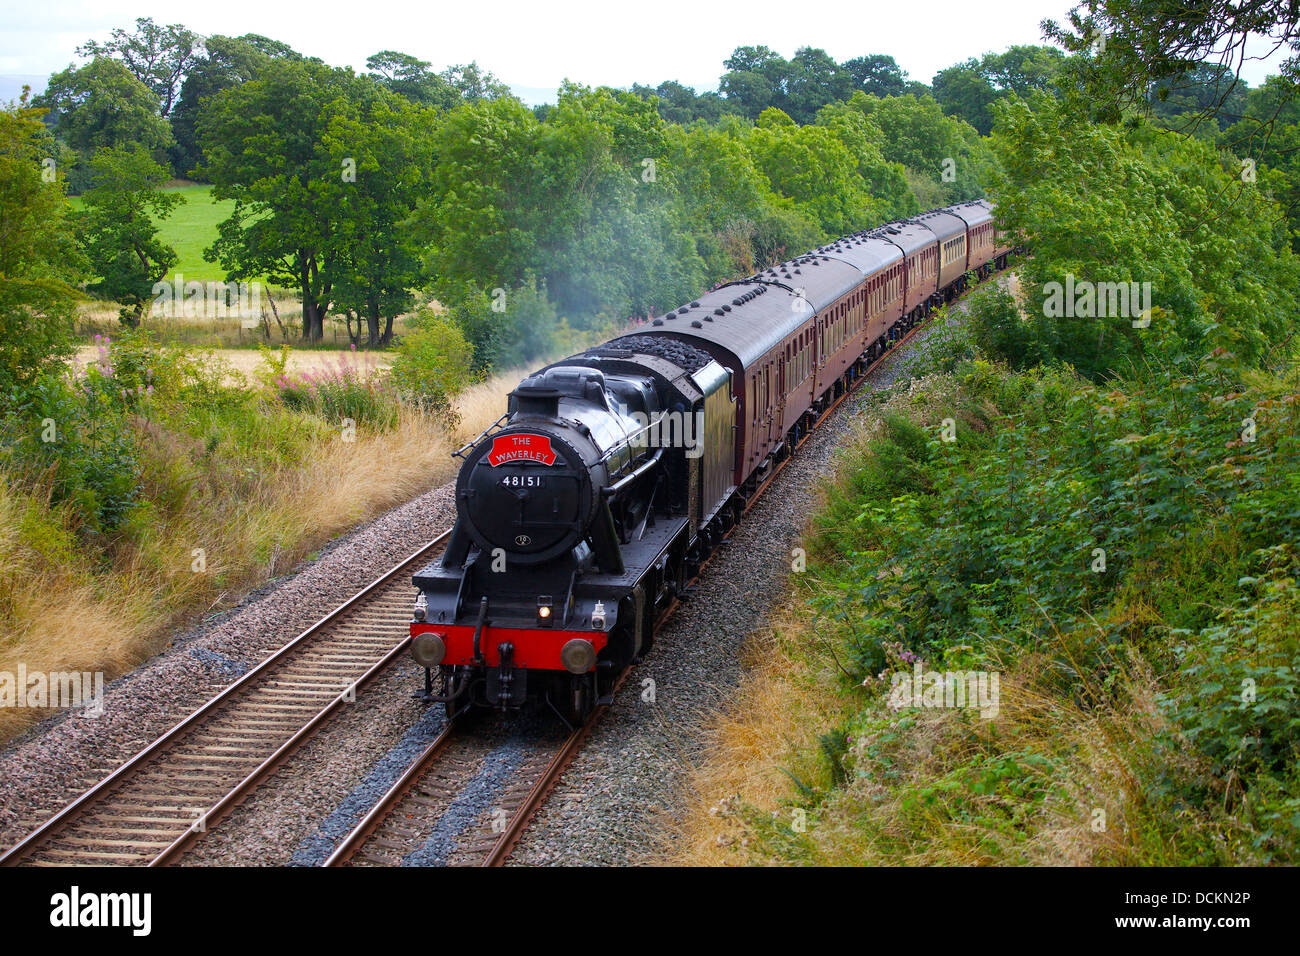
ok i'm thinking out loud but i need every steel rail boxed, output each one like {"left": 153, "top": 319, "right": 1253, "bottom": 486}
{"left": 321, "top": 721, "right": 459, "bottom": 867}
{"left": 0, "top": 530, "right": 451, "bottom": 867}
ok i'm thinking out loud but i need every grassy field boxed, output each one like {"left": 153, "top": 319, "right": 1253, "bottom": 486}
{"left": 152, "top": 182, "right": 239, "bottom": 282}
{"left": 72, "top": 344, "right": 396, "bottom": 381}
{"left": 70, "top": 182, "right": 428, "bottom": 350}
{"left": 70, "top": 181, "right": 261, "bottom": 284}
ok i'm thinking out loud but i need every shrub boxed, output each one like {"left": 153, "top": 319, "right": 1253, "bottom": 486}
{"left": 261, "top": 347, "right": 399, "bottom": 431}
{"left": 389, "top": 314, "right": 478, "bottom": 417}
{"left": 0, "top": 371, "right": 140, "bottom": 536}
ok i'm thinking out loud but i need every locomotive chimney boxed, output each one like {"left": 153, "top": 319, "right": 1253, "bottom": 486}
{"left": 509, "top": 382, "right": 562, "bottom": 417}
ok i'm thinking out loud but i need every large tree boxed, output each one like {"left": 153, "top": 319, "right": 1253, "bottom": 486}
{"left": 932, "top": 46, "right": 1065, "bottom": 135}
{"left": 328, "top": 86, "right": 437, "bottom": 346}
{"left": 199, "top": 61, "right": 437, "bottom": 341}
{"left": 1044, "top": 0, "right": 1300, "bottom": 124}
{"left": 197, "top": 59, "right": 355, "bottom": 340}
{"left": 0, "top": 95, "right": 81, "bottom": 391}
{"left": 170, "top": 34, "right": 299, "bottom": 179}
{"left": 843, "top": 54, "right": 908, "bottom": 98}
{"left": 35, "top": 57, "right": 174, "bottom": 189}
{"left": 831, "top": 92, "right": 989, "bottom": 203}
{"left": 719, "top": 45, "right": 788, "bottom": 118}
{"left": 366, "top": 51, "right": 458, "bottom": 109}
{"left": 783, "top": 47, "right": 853, "bottom": 124}
{"left": 77, "top": 17, "right": 203, "bottom": 117}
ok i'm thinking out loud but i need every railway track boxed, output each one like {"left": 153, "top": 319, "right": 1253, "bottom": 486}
{"left": 0, "top": 532, "right": 450, "bottom": 867}
{"left": 323, "top": 670, "right": 628, "bottom": 867}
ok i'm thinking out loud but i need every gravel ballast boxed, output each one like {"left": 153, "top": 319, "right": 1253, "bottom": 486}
{"left": 0, "top": 483, "right": 457, "bottom": 849}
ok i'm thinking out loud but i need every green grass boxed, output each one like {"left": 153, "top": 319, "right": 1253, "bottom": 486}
{"left": 71, "top": 182, "right": 265, "bottom": 284}
{"left": 153, "top": 183, "right": 237, "bottom": 282}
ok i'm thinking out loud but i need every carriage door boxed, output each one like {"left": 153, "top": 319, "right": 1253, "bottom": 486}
{"left": 771, "top": 345, "right": 789, "bottom": 447}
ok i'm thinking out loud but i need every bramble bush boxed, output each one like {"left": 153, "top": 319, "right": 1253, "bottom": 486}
{"left": 796, "top": 346, "right": 1300, "bottom": 859}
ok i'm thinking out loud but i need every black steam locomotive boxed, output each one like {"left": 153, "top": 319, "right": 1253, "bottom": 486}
{"left": 409, "top": 200, "right": 1012, "bottom": 725}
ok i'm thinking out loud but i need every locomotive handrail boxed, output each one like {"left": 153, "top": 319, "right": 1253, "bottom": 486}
{"left": 603, "top": 448, "right": 663, "bottom": 498}
{"left": 599, "top": 412, "right": 667, "bottom": 467}
{"left": 452, "top": 414, "right": 510, "bottom": 459}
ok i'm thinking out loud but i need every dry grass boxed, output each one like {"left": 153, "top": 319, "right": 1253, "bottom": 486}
{"left": 664, "top": 590, "right": 1240, "bottom": 866}
{"left": 0, "top": 410, "right": 459, "bottom": 741}
{"left": 662, "top": 611, "right": 843, "bottom": 865}
{"left": 72, "top": 345, "right": 397, "bottom": 382}
{"left": 663, "top": 358, "right": 1242, "bottom": 867}
{"left": 0, "top": 354, "right": 536, "bottom": 743}
{"left": 74, "top": 295, "right": 419, "bottom": 351}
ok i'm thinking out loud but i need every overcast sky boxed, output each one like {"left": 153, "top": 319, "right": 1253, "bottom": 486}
{"left": 1, "top": 0, "right": 1289, "bottom": 102}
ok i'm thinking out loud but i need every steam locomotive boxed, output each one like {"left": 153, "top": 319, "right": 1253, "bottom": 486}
{"left": 409, "top": 200, "right": 1012, "bottom": 725}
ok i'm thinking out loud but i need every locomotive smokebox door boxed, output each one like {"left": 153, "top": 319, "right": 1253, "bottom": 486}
{"left": 456, "top": 425, "right": 596, "bottom": 565}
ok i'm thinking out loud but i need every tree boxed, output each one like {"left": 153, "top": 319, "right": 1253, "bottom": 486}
{"left": 986, "top": 93, "right": 1300, "bottom": 377}
{"left": 843, "top": 54, "right": 908, "bottom": 98}
{"left": 366, "top": 51, "right": 459, "bottom": 109}
{"left": 197, "top": 59, "right": 364, "bottom": 341}
{"left": 35, "top": 58, "right": 174, "bottom": 188}
{"left": 982, "top": 45, "right": 1067, "bottom": 97}
{"left": 329, "top": 87, "right": 437, "bottom": 346}
{"left": 199, "top": 62, "right": 438, "bottom": 342}
{"left": 441, "top": 62, "right": 511, "bottom": 102}
{"left": 668, "top": 123, "right": 822, "bottom": 276}
{"left": 630, "top": 81, "right": 726, "bottom": 124}
{"left": 720, "top": 45, "right": 787, "bottom": 118}
{"left": 1223, "top": 76, "right": 1300, "bottom": 249}
{"left": 719, "top": 45, "right": 856, "bottom": 123}
{"left": 743, "top": 118, "right": 882, "bottom": 236}
{"left": 931, "top": 59, "right": 1000, "bottom": 135}
{"left": 78, "top": 17, "right": 203, "bottom": 116}
{"left": 1146, "top": 63, "right": 1249, "bottom": 132}
{"left": 170, "top": 34, "right": 299, "bottom": 179}
{"left": 0, "top": 94, "right": 81, "bottom": 391}
{"left": 1043, "top": 0, "right": 1300, "bottom": 125}
{"left": 932, "top": 46, "right": 1066, "bottom": 135}
{"left": 416, "top": 83, "right": 706, "bottom": 334}
{"left": 783, "top": 47, "right": 852, "bottom": 124}
{"left": 834, "top": 92, "right": 989, "bottom": 202}
{"left": 76, "top": 145, "right": 182, "bottom": 327}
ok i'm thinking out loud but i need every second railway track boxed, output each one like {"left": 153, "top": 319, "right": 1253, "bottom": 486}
{"left": 323, "top": 670, "right": 627, "bottom": 867}
{"left": 0, "top": 532, "right": 450, "bottom": 867}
